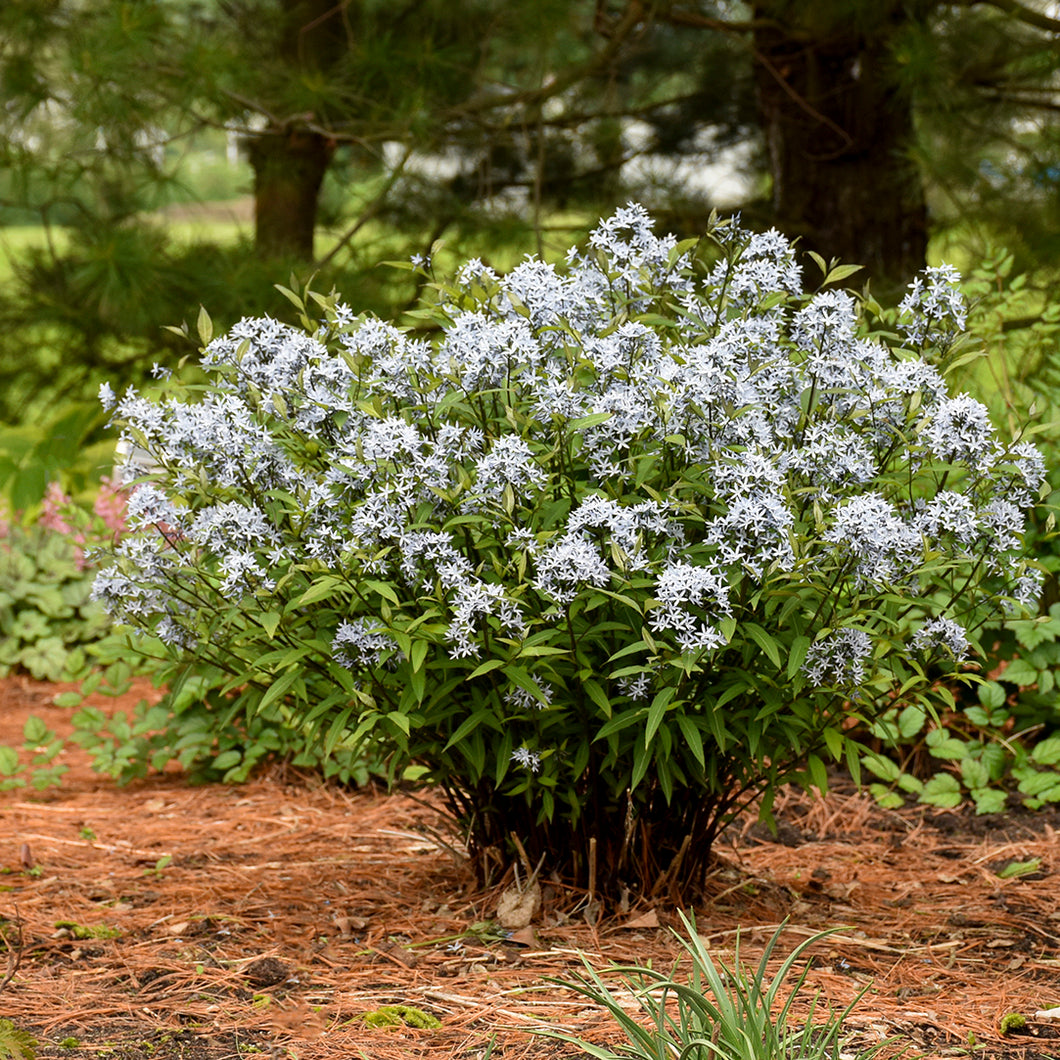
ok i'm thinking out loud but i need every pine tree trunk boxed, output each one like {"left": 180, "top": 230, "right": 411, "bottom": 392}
{"left": 752, "top": 5, "right": 927, "bottom": 292}
{"left": 246, "top": 126, "right": 333, "bottom": 261}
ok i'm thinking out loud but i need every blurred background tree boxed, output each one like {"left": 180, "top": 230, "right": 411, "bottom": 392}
{"left": 2, "top": 0, "right": 738, "bottom": 422}
{"left": 3, "top": 0, "right": 1060, "bottom": 428}
{"left": 659, "top": 0, "right": 1060, "bottom": 290}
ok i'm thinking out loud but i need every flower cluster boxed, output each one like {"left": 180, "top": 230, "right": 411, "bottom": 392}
{"left": 650, "top": 561, "right": 732, "bottom": 654}
{"left": 333, "top": 618, "right": 398, "bottom": 669}
{"left": 803, "top": 628, "right": 873, "bottom": 688}
{"left": 912, "top": 616, "right": 969, "bottom": 658}
{"left": 898, "top": 264, "right": 967, "bottom": 346}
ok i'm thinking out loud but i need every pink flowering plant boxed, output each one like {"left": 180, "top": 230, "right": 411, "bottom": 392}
{"left": 93, "top": 205, "right": 1043, "bottom": 901}
{"left": 0, "top": 478, "right": 125, "bottom": 683}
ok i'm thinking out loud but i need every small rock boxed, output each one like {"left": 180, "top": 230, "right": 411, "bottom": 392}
{"left": 244, "top": 956, "right": 290, "bottom": 987}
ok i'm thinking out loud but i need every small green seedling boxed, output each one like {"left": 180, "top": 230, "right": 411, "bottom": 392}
{"left": 143, "top": 855, "right": 172, "bottom": 877}
{"left": 996, "top": 858, "right": 1041, "bottom": 879}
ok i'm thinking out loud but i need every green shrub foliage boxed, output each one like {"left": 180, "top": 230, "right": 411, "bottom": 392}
{"left": 65, "top": 639, "right": 377, "bottom": 788}
{"left": 860, "top": 606, "right": 1060, "bottom": 813}
{"left": 93, "top": 206, "right": 1042, "bottom": 900}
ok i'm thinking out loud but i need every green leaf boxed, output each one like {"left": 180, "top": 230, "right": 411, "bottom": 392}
{"left": 630, "top": 739, "right": 652, "bottom": 792}
{"left": 493, "top": 728, "right": 514, "bottom": 786}
{"left": 468, "top": 659, "right": 505, "bottom": 679}
{"left": 582, "top": 679, "right": 611, "bottom": 717}
{"left": 998, "top": 659, "right": 1038, "bottom": 687}
{"left": 443, "top": 710, "right": 488, "bottom": 751}
{"left": 823, "top": 263, "right": 864, "bottom": 285}
{"left": 386, "top": 710, "right": 410, "bottom": 736}
{"left": 570, "top": 412, "right": 613, "bottom": 429}
{"left": 292, "top": 576, "right": 346, "bottom": 609}
{"left": 1018, "top": 770, "right": 1060, "bottom": 797}
{"left": 971, "top": 788, "right": 1007, "bottom": 815}
{"left": 365, "top": 579, "right": 400, "bottom": 605}
{"left": 1015, "top": 619, "right": 1057, "bottom": 652}
{"left": 807, "top": 753, "right": 828, "bottom": 793}
{"left": 823, "top": 725, "right": 843, "bottom": 760}
{"left": 324, "top": 705, "right": 357, "bottom": 755}
{"left": 1031, "top": 736, "right": 1060, "bottom": 766}
{"left": 595, "top": 709, "right": 646, "bottom": 741}
{"left": 196, "top": 305, "right": 213, "bottom": 346}
{"left": 0, "top": 746, "right": 19, "bottom": 775}
{"left": 785, "top": 635, "right": 810, "bottom": 680}
{"left": 869, "top": 784, "right": 905, "bottom": 810}
{"left": 257, "top": 670, "right": 299, "bottom": 714}
{"left": 920, "top": 774, "right": 962, "bottom": 808}
{"left": 997, "top": 858, "right": 1041, "bottom": 879}
{"left": 607, "top": 640, "right": 652, "bottom": 663}
{"left": 644, "top": 686, "right": 676, "bottom": 749}
{"left": 675, "top": 714, "right": 705, "bottom": 770}
{"left": 978, "top": 681, "right": 1007, "bottom": 710}
{"left": 965, "top": 705, "right": 1006, "bottom": 728}
{"left": 743, "top": 623, "right": 781, "bottom": 669}
{"left": 960, "top": 758, "right": 990, "bottom": 790}
{"left": 22, "top": 716, "right": 50, "bottom": 745}
{"left": 897, "top": 705, "right": 926, "bottom": 739}
{"left": 896, "top": 772, "right": 923, "bottom": 794}
{"left": 212, "top": 749, "right": 242, "bottom": 771}
{"left": 410, "top": 639, "right": 429, "bottom": 673}
{"left": 927, "top": 737, "right": 969, "bottom": 761}
{"left": 409, "top": 664, "right": 426, "bottom": 704}
{"left": 273, "top": 284, "right": 304, "bottom": 311}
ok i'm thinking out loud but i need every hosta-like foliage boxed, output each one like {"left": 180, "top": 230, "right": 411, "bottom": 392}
{"left": 94, "top": 206, "right": 1041, "bottom": 900}
{"left": 0, "top": 480, "right": 123, "bottom": 683}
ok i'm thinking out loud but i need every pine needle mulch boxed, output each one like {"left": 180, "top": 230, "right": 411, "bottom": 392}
{"left": 2, "top": 675, "right": 1060, "bottom": 1060}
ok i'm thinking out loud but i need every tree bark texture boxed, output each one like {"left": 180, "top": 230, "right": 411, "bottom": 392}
{"left": 246, "top": 127, "right": 333, "bottom": 261}
{"left": 752, "top": 4, "right": 928, "bottom": 291}
{"left": 243, "top": 0, "right": 347, "bottom": 261}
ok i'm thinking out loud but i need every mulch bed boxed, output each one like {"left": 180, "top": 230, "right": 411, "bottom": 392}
{"left": 2, "top": 674, "right": 1060, "bottom": 1060}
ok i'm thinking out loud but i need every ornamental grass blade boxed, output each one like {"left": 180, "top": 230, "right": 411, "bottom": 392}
{"left": 538, "top": 915, "right": 894, "bottom": 1060}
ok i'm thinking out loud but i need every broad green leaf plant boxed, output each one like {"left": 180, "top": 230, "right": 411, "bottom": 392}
{"left": 92, "top": 205, "right": 1043, "bottom": 901}
{"left": 0, "top": 480, "right": 123, "bottom": 683}
{"left": 861, "top": 605, "right": 1060, "bottom": 814}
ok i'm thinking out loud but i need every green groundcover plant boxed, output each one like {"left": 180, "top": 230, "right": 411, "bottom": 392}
{"left": 859, "top": 605, "right": 1060, "bottom": 815}
{"left": 0, "top": 479, "right": 124, "bottom": 682}
{"left": 92, "top": 205, "right": 1042, "bottom": 901}
{"left": 63, "top": 637, "right": 378, "bottom": 789}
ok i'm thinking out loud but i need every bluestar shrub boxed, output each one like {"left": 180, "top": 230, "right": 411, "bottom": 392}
{"left": 92, "top": 206, "right": 1042, "bottom": 900}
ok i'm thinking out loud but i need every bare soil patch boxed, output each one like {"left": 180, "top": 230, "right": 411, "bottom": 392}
{"left": 2, "top": 674, "right": 1059, "bottom": 1059}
